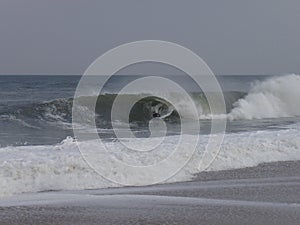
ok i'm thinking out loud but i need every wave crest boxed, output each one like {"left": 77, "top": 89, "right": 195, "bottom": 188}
{"left": 228, "top": 74, "right": 300, "bottom": 120}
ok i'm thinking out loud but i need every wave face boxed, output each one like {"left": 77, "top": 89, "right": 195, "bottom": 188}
{"left": 1, "top": 123, "right": 299, "bottom": 197}
{"left": 0, "top": 75, "right": 299, "bottom": 148}
{"left": 0, "top": 92, "right": 245, "bottom": 129}
{"left": 228, "top": 74, "right": 300, "bottom": 120}
{"left": 1, "top": 74, "right": 299, "bottom": 129}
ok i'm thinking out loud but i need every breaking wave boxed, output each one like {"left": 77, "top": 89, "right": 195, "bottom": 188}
{"left": 228, "top": 74, "right": 300, "bottom": 120}
{"left": 0, "top": 92, "right": 244, "bottom": 129}
{"left": 0, "top": 74, "right": 299, "bottom": 132}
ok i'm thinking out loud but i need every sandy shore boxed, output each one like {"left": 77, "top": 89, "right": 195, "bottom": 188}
{"left": 0, "top": 160, "right": 300, "bottom": 225}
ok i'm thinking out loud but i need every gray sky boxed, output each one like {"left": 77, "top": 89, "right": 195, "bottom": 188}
{"left": 0, "top": 0, "right": 299, "bottom": 75}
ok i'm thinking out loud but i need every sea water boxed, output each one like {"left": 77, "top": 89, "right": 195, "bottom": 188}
{"left": 0, "top": 74, "right": 299, "bottom": 196}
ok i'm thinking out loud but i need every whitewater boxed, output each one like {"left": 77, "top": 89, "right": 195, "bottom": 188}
{"left": 0, "top": 122, "right": 299, "bottom": 197}
{"left": 228, "top": 74, "right": 300, "bottom": 120}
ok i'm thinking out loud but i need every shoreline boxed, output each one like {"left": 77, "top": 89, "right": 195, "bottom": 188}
{"left": 1, "top": 160, "right": 300, "bottom": 225}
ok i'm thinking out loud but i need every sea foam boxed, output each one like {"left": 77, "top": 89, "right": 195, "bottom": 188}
{"left": 228, "top": 74, "right": 300, "bottom": 120}
{"left": 1, "top": 123, "right": 299, "bottom": 197}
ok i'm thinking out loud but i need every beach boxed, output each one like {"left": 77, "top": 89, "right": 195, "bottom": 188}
{"left": 1, "top": 160, "right": 299, "bottom": 225}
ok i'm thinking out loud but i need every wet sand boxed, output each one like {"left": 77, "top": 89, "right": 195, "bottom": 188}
{"left": 0, "top": 160, "right": 300, "bottom": 225}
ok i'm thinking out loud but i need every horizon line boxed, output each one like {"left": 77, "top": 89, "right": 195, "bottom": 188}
{"left": 0, "top": 73, "right": 294, "bottom": 76}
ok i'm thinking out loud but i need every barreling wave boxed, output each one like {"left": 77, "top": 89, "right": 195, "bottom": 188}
{"left": 0, "top": 92, "right": 245, "bottom": 129}
{"left": 93, "top": 74, "right": 300, "bottom": 122}
{"left": 0, "top": 74, "right": 299, "bottom": 130}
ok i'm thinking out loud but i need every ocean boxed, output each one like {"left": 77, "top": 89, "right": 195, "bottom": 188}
{"left": 0, "top": 74, "right": 300, "bottom": 197}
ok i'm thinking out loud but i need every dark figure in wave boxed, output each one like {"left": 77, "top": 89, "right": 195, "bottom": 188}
{"left": 152, "top": 112, "right": 161, "bottom": 118}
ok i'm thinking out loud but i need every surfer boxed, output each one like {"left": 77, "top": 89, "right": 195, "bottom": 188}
{"left": 153, "top": 112, "right": 161, "bottom": 118}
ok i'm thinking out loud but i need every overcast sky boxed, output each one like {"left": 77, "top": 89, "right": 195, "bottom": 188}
{"left": 0, "top": 0, "right": 299, "bottom": 75}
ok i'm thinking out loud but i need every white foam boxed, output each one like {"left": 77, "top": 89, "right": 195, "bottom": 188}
{"left": 0, "top": 124, "right": 299, "bottom": 197}
{"left": 228, "top": 74, "right": 300, "bottom": 120}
